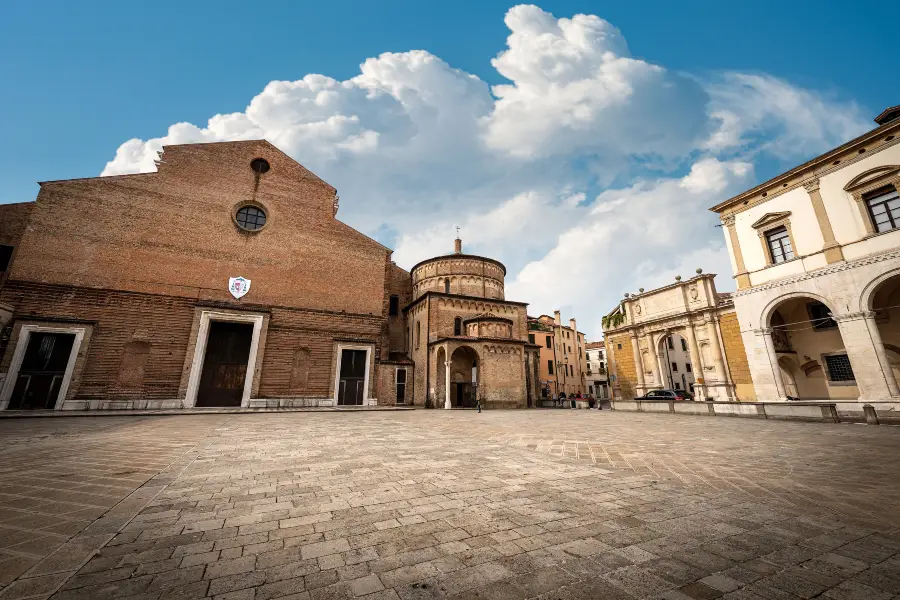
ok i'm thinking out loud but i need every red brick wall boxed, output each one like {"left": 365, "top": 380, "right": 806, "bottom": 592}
{"left": 0, "top": 202, "right": 33, "bottom": 249}
{"left": 382, "top": 261, "right": 413, "bottom": 357}
{"left": 0, "top": 201, "right": 34, "bottom": 288}
{"left": 10, "top": 141, "right": 390, "bottom": 315}
{"left": 0, "top": 281, "right": 389, "bottom": 402}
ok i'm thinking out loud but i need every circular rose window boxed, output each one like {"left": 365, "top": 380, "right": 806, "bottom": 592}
{"left": 235, "top": 205, "right": 267, "bottom": 231}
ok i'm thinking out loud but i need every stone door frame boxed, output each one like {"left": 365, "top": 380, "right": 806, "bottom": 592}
{"left": 332, "top": 343, "right": 375, "bottom": 406}
{"left": 0, "top": 324, "right": 88, "bottom": 410}
{"left": 184, "top": 310, "right": 265, "bottom": 409}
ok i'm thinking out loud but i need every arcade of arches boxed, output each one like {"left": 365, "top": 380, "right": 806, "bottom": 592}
{"left": 736, "top": 264, "right": 900, "bottom": 407}
{"left": 761, "top": 275, "right": 900, "bottom": 402}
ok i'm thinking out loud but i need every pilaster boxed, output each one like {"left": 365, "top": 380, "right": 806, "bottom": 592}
{"left": 722, "top": 214, "right": 751, "bottom": 289}
{"left": 803, "top": 178, "right": 844, "bottom": 264}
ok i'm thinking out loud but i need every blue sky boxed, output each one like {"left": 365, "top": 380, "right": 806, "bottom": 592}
{"left": 1, "top": 1, "right": 894, "bottom": 336}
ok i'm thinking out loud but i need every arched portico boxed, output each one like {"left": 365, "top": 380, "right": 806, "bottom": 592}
{"left": 449, "top": 346, "right": 478, "bottom": 408}
{"left": 433, "top": 342, "right": 482, "bottom": 409}
{"left": 859, "top": 270, "right": 900, "bottom": 397}
{"left": 760, "top": 295, "right": 859, "bottom": 401}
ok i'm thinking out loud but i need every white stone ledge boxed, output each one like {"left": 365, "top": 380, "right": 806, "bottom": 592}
{"left": 609, "top": 399, "right": 856, "bottom": 423}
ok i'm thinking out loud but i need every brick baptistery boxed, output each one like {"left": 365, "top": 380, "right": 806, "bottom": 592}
{"left": 0, "top": 140, "right": 539, "bottom": 411}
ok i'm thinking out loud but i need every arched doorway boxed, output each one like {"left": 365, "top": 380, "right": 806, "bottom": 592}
{"left": 450, "top": 346, "right": 478, "bottom": 407}
{"left": 865, "top": 272, "right": 900, "bottom": 396}
{"left": 656, "top": 332, "right": 696, "bottom": 393}
{"left": 766, "top": 296, "right": 858, "bottom": 400}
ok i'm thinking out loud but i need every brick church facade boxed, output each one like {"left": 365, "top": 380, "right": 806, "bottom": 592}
{"left": 0, "top": 140, "right": 539, "bottom": 411}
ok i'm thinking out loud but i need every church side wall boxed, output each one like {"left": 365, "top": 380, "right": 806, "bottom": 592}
{"left": 479, "top": 343, "right": 527, "bottom": 408}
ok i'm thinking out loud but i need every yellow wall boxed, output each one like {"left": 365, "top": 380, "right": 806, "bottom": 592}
{"left": 719, "top": 312, "right": 756, "bottom": 401}
{"left": 608, "top": 334, "right": 637, "bottom": 399}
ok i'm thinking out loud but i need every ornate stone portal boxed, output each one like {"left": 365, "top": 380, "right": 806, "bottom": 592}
{"left": 604, "top": 274, "right": 755, "bottom": 401}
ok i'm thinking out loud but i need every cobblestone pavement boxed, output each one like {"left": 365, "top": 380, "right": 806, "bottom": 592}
{"left": 1, "top": 411, "right": 899, "bottom": 600}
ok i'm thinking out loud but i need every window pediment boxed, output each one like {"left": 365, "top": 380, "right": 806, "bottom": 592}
{"left": 751, "top": 211, "right": 792, "bottom": 230}
{"left": 843, "top": 165, "right": 900, "bottom": 192}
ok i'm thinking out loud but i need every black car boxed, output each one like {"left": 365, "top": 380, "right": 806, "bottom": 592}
{"left": 637, "top": 389, "right": 694, "bottom": 401}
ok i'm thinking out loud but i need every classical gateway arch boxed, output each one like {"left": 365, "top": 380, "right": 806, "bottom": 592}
{"left": 603, "top": 273, "right": 754, "bottom": 402}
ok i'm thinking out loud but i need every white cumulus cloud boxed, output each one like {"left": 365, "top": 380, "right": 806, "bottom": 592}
{"left": 484, "top": 4, "right": 710, "bottom": 162}
{"left": 97, "top": 5, "right": 872, "bottom": 339}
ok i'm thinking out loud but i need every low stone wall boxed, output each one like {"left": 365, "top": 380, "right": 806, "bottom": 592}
{"left": 61, "top": 397, "right": 370, "bottom": 410}
{"left": 606, "top": 399, "right": 898, "bottom": 424}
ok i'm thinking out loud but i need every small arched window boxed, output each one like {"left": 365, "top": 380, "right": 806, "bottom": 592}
{"left": 454, "top": 317, "right": 462, "bottom": 336}
{"left": 444, "top": 278, "right": 450, "bottom": 293}
{"left": 416, "top": 321, "right": 421, "bottom": 349}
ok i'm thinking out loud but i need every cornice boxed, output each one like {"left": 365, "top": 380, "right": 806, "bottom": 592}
{"left": 603, "top": 303, "right": 731, "bottom": 335}
{"left": 402, "top": 290, "right": 528, "bottom": 311}
{"left": 734, "top": 247, "right": 900, "bottom": 298}
{"left": 713, "top": 128, "right": 900, "bottom": 217}
{"left": 409, "top": 253, "right": 507, "bottom": 276}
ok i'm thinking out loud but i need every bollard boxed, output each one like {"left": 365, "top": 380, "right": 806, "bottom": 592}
{"left": 863, "top": 404, "right": 879, "bottom": 425}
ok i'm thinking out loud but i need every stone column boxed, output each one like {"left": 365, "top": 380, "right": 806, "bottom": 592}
{"left": 709, "top": 317, "right": 735, "bottom": 400}
{"left": 684, "top": 324, "right": 704, "bottom": 399}
{"left": 444, "top": 344, "right": 453, "bottom": 410}
{"left": 761, "top": 328, "right": 787, "bottom": 400}
{"left": 862, "top": 311, "right": 900, "bottom": 397}
{"left": 707, "top": 321, "right": 726, "bottom": 377}
{"left": 630, "top": 334, "right": 645, "bottom": 396}
{"left": 722, "top": 214, "right": 750, "bottom": 289}
{"left": 648, "top": 334, "right": 663, "bottom": 387}
{"left": 835, "top": 312, "right": 896, "bottom": 402}
{"left": 803, "top": 178, "right": 844, "bottom": 264}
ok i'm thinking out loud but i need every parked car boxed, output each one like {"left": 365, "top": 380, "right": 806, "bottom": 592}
{"left": 637, "top": 389, "right": 694, "bottom": 401}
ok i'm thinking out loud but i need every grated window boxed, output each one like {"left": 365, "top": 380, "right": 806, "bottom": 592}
{"left": 824, "top": 354, "right": 855, "bottom": 382}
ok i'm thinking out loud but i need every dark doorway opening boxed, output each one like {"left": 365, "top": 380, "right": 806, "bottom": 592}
{"left": 396, "top": 368, "right": 406, "bottom": 404}
{"left": 453, "top": 382, "right": 476, "bottom": 407}
{"left": 196, "top": 322, "right": 253, "bottom": 407}
{"left": 338, "top": 349, "right": 367, "bottom": 405}
{"left": 9, "top": 332, "right": 76, "bottom": 410}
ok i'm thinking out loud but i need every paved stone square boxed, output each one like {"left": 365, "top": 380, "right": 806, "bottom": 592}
{"left": 1, "top": 410, "right": 900, "bottom": 600}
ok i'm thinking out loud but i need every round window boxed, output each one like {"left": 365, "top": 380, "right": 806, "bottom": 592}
{"left": 250, "top": 158, "right": 270, "bottom": 174}
{"left": 235, "top": 205, "right": 267, "bottom": 231}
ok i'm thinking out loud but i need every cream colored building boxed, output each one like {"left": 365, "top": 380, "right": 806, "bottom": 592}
{"left": 710, "top": 105, "right": 900, "bottom": 415}
{"left": 603, "top": 273, "right": 755, "bottom": 401}
{"left": 584, "top": 341, "right": 609, "bottom": 398}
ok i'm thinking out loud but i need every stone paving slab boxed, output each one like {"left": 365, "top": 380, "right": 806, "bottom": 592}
{"left": 0, "top": 411, "right": 898, "bottom": 600}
